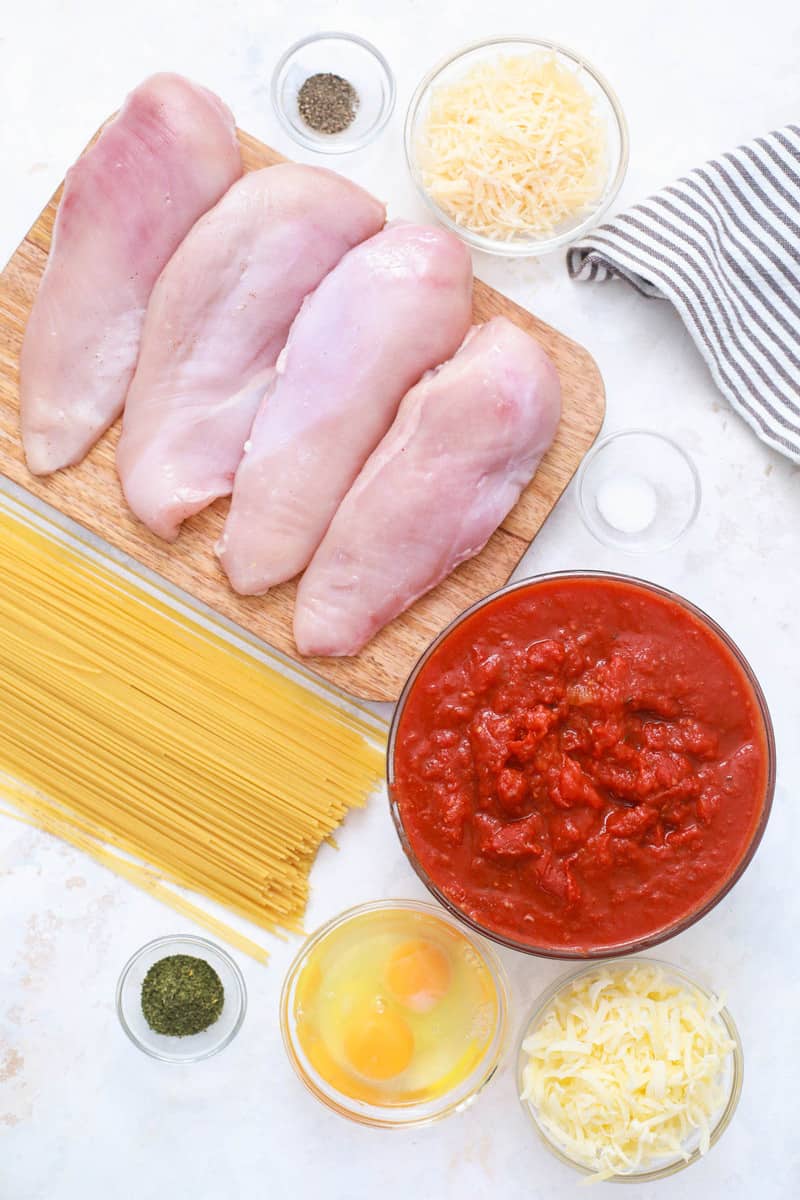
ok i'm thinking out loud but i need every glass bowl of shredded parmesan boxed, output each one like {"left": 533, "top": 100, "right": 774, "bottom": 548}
{"left": 405, "top": 38, "right": 628, "bottom": 255}
{"left": 517, "top": 959, "right": 743, "bottom": 1182}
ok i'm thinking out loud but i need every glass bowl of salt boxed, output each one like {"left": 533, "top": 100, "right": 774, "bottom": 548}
{"left": 577, "top": 430, "right": 701, "bottom": 554}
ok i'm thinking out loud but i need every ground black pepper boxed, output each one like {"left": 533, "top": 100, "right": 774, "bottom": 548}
{"left": 141, "top": 954, "right": 224, "bottom": 1037}
{"left": 297, "top": 72, "right": 359, "bottom": 135}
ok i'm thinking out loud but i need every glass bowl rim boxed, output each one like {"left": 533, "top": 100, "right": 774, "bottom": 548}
{"left": 404, "top": 35, "right": 630, "bottom": 256}
{"left": 515, "top": 954, "right": 744, "bottom": 1181}
{"left": 279, "top": 897, "right": 510, "bottom": 1128}
{"left": 576, "top": 428, "right": 703, "bottom": 553}
{"left": 115, "top": 932, "right": 248, "bottom": 1062}
{"left": 387, "top": 570, "right": 776, "bottom": 959}
{"left": 270, "top": 30, "right": 397, "bottom": 155}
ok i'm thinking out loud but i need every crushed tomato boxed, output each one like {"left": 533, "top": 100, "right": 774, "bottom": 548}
{"left": 392, "top": 577, "right": 770, "bottom": 951}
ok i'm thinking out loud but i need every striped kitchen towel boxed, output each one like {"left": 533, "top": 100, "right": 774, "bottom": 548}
{"left": 567, "top": 125, "right": 800, "bottom": 463}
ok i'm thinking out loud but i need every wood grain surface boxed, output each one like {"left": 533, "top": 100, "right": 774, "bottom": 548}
{"left": 0, "top": 127, "right": 605, "bottom": 701}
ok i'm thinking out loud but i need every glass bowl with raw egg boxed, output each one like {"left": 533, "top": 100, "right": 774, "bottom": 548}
{"left": 279, "top": 899, "right": 510, "bottom": 1127}
{"left": 405, "top": 38, "right": 629, "bottom": 256}
{"left": 388, "top": 572, "right": 775, "bottom": 961}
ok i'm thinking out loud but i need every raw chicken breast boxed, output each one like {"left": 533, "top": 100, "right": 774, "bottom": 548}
{"left": 218, "top": 223, "right": 473, "bottom": 595}
{"left": 294, "top": 317, "right": 561, "bottom": 657}
{"left": 20, "top": 73, "right": 242, "bottom": 475}
{"left": 116, "top": 165, "right": 386, "bottom": 540}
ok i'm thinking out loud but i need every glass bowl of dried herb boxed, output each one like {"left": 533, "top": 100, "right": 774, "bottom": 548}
{"left": 271, "top": 31, "right": 396, "bottom": 154}
{"left": 116, "top": 934, "right": 247, "bottom": 1062}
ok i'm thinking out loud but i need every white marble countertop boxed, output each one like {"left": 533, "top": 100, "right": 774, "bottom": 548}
{"left": 1, "top": 2, "right": 798, "bottom": 1197}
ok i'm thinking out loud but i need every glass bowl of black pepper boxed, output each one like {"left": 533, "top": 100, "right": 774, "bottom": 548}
{"left": 271, "top": 32, "right": 395, "bottom": 153}
{"left": 116, "top": 934, "right": 247, "bottom": 1062}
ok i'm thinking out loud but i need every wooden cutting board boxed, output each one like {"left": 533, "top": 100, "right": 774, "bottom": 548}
{"left": 0, "top": 127, "right": 604, "bottom": 702}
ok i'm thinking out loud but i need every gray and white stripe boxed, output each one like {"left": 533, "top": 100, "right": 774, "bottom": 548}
{"left": 568, "top": 125, "right": 800, "bottom": 463}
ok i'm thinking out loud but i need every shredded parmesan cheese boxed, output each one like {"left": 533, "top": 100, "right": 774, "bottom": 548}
{"left": 416, "top": 53, "right": 608, "bottom": 242}
{"left": 520, "top": 962, "right": 736, "bottom": 1180}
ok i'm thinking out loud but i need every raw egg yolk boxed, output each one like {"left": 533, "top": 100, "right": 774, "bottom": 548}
{"left": 385, "top": 939, "right": 451, "bottom": 1013}
{"left": 343, "top": 1006, "right": 414, "bottom": 1080}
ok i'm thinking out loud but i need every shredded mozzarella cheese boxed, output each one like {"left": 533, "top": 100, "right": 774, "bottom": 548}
{"left": 520, "top": 963, "right": 735, "bottom": 1180}
{"left": 416, "top": 53, "right": 608, "bottom": 242}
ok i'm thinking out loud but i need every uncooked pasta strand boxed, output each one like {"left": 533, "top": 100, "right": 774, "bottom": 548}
{"left": 0, "top": 798, "right": 273, "bottom": 961}
{"left": 0, "top": 497, "right": 386, "bottom": 957}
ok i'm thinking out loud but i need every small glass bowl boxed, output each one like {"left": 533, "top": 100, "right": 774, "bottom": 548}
{"left": 405, "top": 37, "right": 628, "bottom": 256}
{"left": 516, "top": 958, "right": 744, "bottom": 1182}
{"left": 271, "top": 32, "right": 396, "bottom": 154}
{"left": 388, "top": 573, "right": 775, "bottom": 959}
{"left": 116, "top": 934, "right": 247, "bottom": 1062}
{"left": 280, "top": 899, "right": 510, "bottom": 1127}
{"left": 577, "top": 429, "right": 701, "bottom": 553}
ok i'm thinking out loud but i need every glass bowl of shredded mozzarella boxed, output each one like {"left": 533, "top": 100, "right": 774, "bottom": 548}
{"left": 405, "top": 38, "right": 628, "bottom": 256}
{"left": 517, "top": 959, "right": 743, "bottom": 1181}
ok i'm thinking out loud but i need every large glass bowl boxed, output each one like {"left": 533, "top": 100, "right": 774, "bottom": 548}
{"left": 388, "top": 572, "right": 775, "bottom": 959}
{"left": 405, "top": 38, "right": 629, "bottom": 256}
{"left": 279, "top": 899, "right": 510, "bottom": 1127}
{"left": 516, "top": 957, "right": 744, "bottom": 1181}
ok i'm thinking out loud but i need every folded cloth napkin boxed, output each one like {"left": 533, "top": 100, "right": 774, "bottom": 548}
{"left": 567, "top": 125, "right": 800, "bottom": 464}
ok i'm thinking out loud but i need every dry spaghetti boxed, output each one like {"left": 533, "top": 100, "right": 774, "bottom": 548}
{"left": 0, "top": 496, "right": 385, "bottom": 960}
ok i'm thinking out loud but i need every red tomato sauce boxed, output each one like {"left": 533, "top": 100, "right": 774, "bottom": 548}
{"left": 392, "top": 577, "right": 770, "bottom": 952}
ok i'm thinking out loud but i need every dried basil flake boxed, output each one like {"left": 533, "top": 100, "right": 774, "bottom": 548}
{"left": 141, "top": 954, "right": 224, "bottom": 1037}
